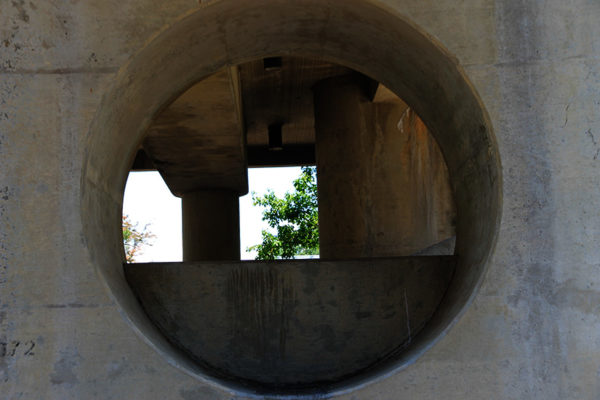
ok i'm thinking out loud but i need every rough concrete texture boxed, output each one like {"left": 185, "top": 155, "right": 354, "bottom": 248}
{"left": 0, "top": 1, "right": 599, "bottom": 400}
{"left": 125, "top": 257, "right": 455, "bottom": 393}
{"left": 314, "top": 76, "right": 455, "bottom": 258}
{"left": 144, "top": 67, "right": 248, "bottom": 197}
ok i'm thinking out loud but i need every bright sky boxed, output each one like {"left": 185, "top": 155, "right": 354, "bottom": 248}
{"left": 122, "top": 167, "right": 301, "bottom": 262}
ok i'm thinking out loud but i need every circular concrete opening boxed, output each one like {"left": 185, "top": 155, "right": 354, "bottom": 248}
{"left": 81, "top": 0, "right": 502, "bottom": 397}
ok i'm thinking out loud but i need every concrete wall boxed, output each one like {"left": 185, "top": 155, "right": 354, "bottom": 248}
{"left": 124, "top": 257, "right": 455, "bottom": 391}
{"left": 1, "top": 1, "right": 599, "bottom": 399}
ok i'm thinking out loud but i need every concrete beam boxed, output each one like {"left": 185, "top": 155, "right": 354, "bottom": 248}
{"left": 246, "top": 144, "right": 315, "bottom": 167}
{"left": 143, "top": 67, "right": 248, "bottom": 197}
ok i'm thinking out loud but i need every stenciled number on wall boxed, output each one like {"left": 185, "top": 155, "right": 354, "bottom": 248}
{"left": 0, "top": 340, "right": 35, "bottom": 357}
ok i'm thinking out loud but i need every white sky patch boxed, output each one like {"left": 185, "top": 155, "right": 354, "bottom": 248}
{"left": 123, "top": 167, "right": 301, "bottom": 262}
{"left": 123, "top": 171, "right": 182, "bottom": 262}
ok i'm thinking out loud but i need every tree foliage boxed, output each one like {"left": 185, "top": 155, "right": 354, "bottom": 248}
{"left": 249, "top": 166, "right": 319, "bottom": 260}
{"left": 122, "top": 215, "right": 155, "bottom": 263}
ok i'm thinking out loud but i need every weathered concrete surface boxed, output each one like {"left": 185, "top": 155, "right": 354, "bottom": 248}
{"left": 314, "top": 76, "right": 455, "bottom": 258}
{"left": 240, "top": 57, "right": 351, "bottom": 153}
{"left": 125, "top": 257, "right": 455, "bottom": 392}
{"left": 144, "top": 67, "right": 248, "bottom": 197}
{"left": 240, "top": 56, "right": 353, "bottom": 167}
{"left": 1, "top": 1, "right": 599, "bottom": 400}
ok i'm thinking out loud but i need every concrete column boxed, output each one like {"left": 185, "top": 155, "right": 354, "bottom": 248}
{"left": 313, "top": 76, "right": 455, "bottom": 259}
{"left": 182, "top": 189, "right": 240, "bottom": 261}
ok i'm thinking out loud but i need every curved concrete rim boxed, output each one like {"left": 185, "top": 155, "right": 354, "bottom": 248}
{"left": 80, "top": 0, "right": 502, "bottom": 397}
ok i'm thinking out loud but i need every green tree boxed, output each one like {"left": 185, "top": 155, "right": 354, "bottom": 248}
{"left": 122, "top": 215, "right": 155, "bottom": 263}
{"left": 249, "top": 166, "right": 319, "bottom": 260}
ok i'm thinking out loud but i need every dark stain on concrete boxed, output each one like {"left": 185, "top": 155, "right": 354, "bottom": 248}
{"left": 551, "top": 285, "right": 600, "bottom": 314}
{"left": 227, "top": 267, "right": 295, "bottom": 359}
{"left": 510, "top": 273, "right": 600, "bottom": 316}
{"left": 585, "top": 129, "right": 599, "bottom": 160}
{"left": 0, "top": 342, "right": 7, "bottom": 383}
{"left": 50, "top": 350, "right": 81, "bottom": 385}
{"left": 43, "top": 303, "right": 100, "bottom": 309}
{"left": 496, "top": 2, "right": 564, "bottom": 392}
{"left": 11, "top": 0, "right": 29, "bottom": 22}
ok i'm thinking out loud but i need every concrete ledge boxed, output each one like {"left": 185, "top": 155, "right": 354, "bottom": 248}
{"left": 125, "top": 256, "right": 456, "bottom": 393}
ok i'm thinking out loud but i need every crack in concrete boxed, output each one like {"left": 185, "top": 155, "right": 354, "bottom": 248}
{"left": 585, "top": 129, "right": 599, "bottom": 160}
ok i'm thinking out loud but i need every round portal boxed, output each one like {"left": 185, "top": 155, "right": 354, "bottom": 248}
{"left": 81, "top": 0, "right": 502, "bottom": 397}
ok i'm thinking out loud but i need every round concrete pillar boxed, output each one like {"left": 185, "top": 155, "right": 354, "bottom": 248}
{"left": 182, "top": 189, "right": 240, "bottom": 261}
{"left": 314, "top": 76, "right": 455, "bottom": 259}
